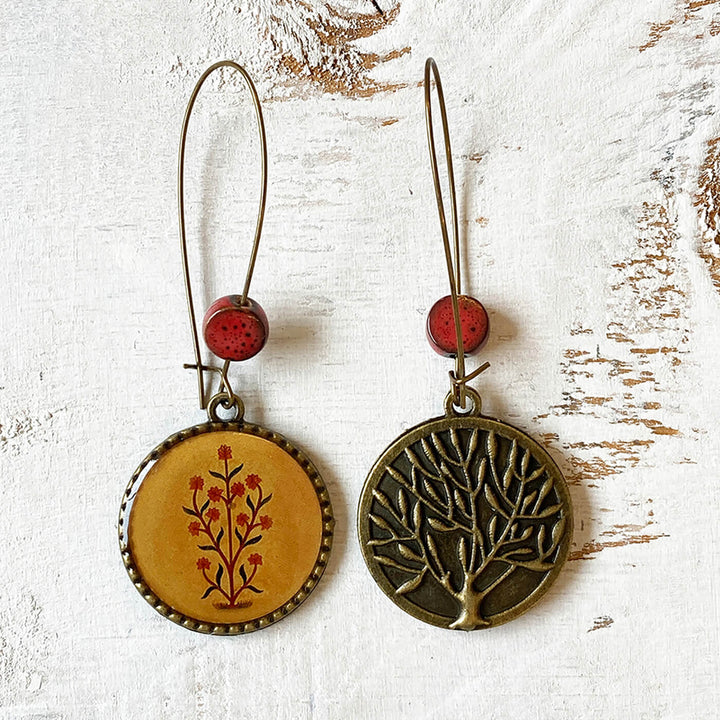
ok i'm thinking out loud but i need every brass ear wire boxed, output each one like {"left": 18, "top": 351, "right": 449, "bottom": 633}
{"left": 424, "top": 57, "right": 489, "bottom": 409}
{"left": 178, "top": 60, "right": 268, "bottom": 410}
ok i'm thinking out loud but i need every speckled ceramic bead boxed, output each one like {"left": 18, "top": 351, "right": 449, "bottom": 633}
{"left": 426, "top": 294, "right": 489, "bottom": 357}
{"left": 202, "top": 295, "right": 268, "bottom": 361}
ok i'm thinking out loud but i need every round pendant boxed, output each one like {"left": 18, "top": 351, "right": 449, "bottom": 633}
{"left": 119, "top": 422, "right": 333, "bottom": 634}
{"left": 357, "top": 394, "right": 572, "bottom": 630}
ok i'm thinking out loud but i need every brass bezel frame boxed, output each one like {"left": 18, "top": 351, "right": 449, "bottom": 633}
{"left": 357, "top": 412, "right": 573, "bottom": 630}
{"left": 119, "top": 421, "right": 334, "bottom": 635}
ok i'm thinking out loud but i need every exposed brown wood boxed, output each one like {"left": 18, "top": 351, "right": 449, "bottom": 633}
{"left": 696, "top": 136, "right": 720, "bottom": 291}
{"left": 639, "top": 0, "right": 720, "bottom": 52}
{"left": 569, "top": 532, "right": 669, "bottom": 561}
{"left": 265, "top": 2, "right": 408, "bottom": 97}
{"left": 587, "top": 615, "right": 615, "bottom": 632}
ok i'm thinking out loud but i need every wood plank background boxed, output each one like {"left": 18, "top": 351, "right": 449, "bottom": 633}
{"left": 1, "top": 0, "right": 718, "bottom": 717}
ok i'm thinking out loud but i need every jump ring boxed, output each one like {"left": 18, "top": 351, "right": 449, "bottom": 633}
{"left": 207, "top": 392, "right": 245, "bottom": 423}
{"left": 444, "top": 387, "right": 482, "bottom": 417}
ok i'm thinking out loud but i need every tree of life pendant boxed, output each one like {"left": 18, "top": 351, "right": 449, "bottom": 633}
{"left": 119, "top": 422, "right": 333, "bottom": 634}
{"left": 357, "top": 396, "right": 572, "bottom": 630}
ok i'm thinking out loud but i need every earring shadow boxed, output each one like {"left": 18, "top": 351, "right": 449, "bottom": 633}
{"left": 459, "top": 106, "right": 490, "bottom": 294}
{"left": 516, "top": 442, "right": 590, "bottom": 628}
{"left": 459, "top": 148, "right": 473, "bottom": 290}
{"left": 542, "top": 457, "right": 589, "bottom": 596}
{"left": 263, "top": 311, "right": 323, "bottom": 357}
{"left": 295, "top": 450, "right": 348, "bottom": 612}
{"left": 198, "top": 116, "right": 242, "bottom": 309}
{"left": 479, "top": 310, "right": 588, "bottom": 625}
{"left": 196, "top": 89, "right": 260, "bottom": 313}
{"left": 466, "top": 308, "right": 518, "bottom": 420}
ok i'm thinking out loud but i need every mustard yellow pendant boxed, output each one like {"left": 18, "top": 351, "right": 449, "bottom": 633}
{"left": 120, "top": 61, "right": 335, "bottom": 633}
{"left": 119, "top": 422, "right": 333, "bottom": 634}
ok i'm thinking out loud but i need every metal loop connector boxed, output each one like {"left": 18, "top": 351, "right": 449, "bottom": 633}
{"left": 444, "top": 387, "right": 482, "bottom": 417}
{"left": 207, "top": 392, "right": 245, "bottom": 423}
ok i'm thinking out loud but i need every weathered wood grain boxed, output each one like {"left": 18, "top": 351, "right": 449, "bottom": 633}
{"left": 640, "top": 0, "right": 720, "bottom": 52}
{"left": 697, "top": 136, "right": 720, "bottom": 287}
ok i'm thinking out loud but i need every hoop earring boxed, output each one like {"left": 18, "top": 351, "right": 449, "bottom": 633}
{"left": 357, "top": 58, "right": 573, "bottom": 631}
{"left": 119, "top": 61, "right": 334, "bottom": 635}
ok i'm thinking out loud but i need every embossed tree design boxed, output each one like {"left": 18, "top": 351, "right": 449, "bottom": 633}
{"left": 368, "top": 429, "right": 566, "bottom": 629}
{"left": 183, "top": 445, "right": 273, "bottom": 608}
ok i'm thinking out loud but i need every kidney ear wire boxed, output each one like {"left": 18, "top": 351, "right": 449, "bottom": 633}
{"left": 424, "top": 58, "right": 490, "bottom": 410}
{"left": 177, "top": 60, "right": 268, "bottom": 411}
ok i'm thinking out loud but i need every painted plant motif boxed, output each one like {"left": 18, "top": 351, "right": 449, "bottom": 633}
{"left": 183, "top": 445, "right": 273, "bottom": 608}
{"left": 367, "top": 428, "right": 568, "bottom": 629}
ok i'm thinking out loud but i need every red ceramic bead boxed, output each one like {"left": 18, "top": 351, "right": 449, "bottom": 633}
{"left": 202, "top": 295, "right": 269, "bottom": 361}
{"left": 426, "top": 295, "right": 489, "bottom": 357}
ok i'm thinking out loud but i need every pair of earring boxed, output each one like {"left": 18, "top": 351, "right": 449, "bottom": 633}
{"left": 118, "top": 59, "right": 572, "bottom": 634}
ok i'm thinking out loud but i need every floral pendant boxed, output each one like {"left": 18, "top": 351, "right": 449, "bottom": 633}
{"left": 357, "top": 399, "right": 572, "bottom": 630}
{"left": 119, "top": 422, "right": 333, "bottom": 634}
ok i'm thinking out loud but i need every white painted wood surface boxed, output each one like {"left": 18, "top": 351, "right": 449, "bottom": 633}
{"left": 1, "top": 0, "right": 719, "bottom": 717}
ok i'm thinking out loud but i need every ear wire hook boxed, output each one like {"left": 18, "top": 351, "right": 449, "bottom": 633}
{"left": 424, "top": 57, "right": 489, "bottom": 409}
{"left": 178, "top": 60, "right": 268, "bottom": 409}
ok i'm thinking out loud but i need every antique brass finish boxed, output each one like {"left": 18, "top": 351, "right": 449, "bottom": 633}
{"left": 358, "top": 401, "right": 572, "bottom": 630}
{"left": 121, "top": 62, "right": 335, "bottom": 635}
{"left": 119, "top": 421, "right": 334, "bottom": 635}
{"left": 357, "top": 57, "right": 573, "bottom": 630}
{"left": 206, "top": 391, "right": 245, "bottom": 424}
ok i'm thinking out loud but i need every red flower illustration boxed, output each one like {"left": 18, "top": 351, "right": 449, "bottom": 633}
{"left": 207, "top": 486, "right": 223, "bottom": 502}
{"left": 185, "top": 451, "right": 273, "bottom": 608}
{"left": 245, "top": 474, "right": 262, "bottom": 490}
